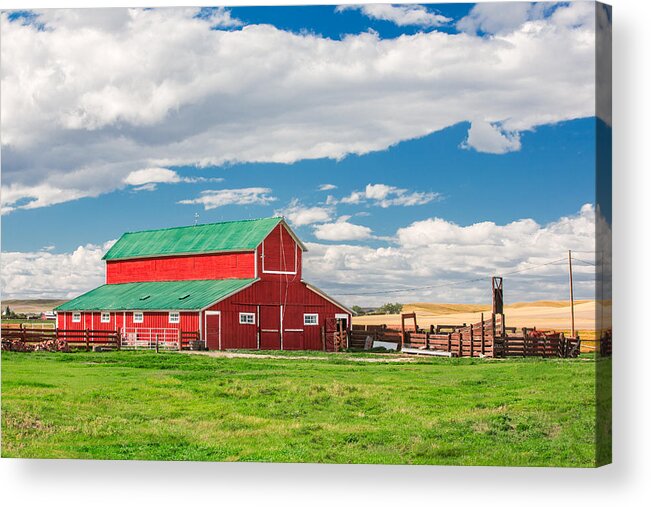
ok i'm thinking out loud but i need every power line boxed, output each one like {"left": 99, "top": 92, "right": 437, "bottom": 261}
{"left": 331, "top": 257, "right": 568, "bottom": 297}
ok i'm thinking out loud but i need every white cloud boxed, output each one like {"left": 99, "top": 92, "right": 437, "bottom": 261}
{"left": 194, "top": 6, "right": 243, "bottom": 28}
{"left": 277, "top": 199, "right": 333, "bottom": 227}
{"left": 461, "top": 120, "right": 521, "bottom": 154}
{"left": 2, "top": 6, "right": 595, "bottom": 212}
{"left": 318, "top": 183, "right": 337, "bottom": 191}
{"left": 303, "top": 205, "right": 597, "bottom": 305}
{"left": 339, "top": 183, "right": 440, "bottom": 208}
{"left": 123, "top": 167, "right": 223, "bottom": 191}
{"left": 457, "top": 2, "right": 544, "bottom": 35}
{"left": 1, "top": 206, "right": 601, "bottom": 305}
{"left": 178, "top": 187, "right": 275, "bottom": 210}
{"left": 457, "top": 2, "right": 595, "bottom": 36}
{"left": 123, "top": 167, "right": 180, "bottom": 186}
{"left": 337, "top": 4, "right": 451, "bottom": 27}
{"left": 1, "top": 241, "right": 115, "bottom": 299}
{"left": 313, "top": 216, "right": 374, "bottom": 241}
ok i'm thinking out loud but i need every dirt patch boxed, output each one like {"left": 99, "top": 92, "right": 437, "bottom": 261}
{"left": 183, "top": 350, "right": 420, "bottom": 363}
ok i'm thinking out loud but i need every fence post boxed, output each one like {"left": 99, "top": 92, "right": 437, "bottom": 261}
{"left": 85, "top": 329, "right": 89, "bottom": 351}
{"left": 155, "top": 333, "right": 159, "bottom": 353}
{"left": 178, "top": 329, "right": 182, "bottom": 351}
{"left": 458, "top": 330, "right": 463, "bottom": 357}
{"left": 447, "top": 333, "right": 451, "bottom": 353}
{"left": 116, "top": 328, "right": 121, "bottom": 350}
{"left": 481, "top": 313, "right": 485, "bottom": 356}
{"left": 522, "top": 328, "right": 528, "bottom": 357}
{"left": 321, "top": 326, "right": 326, "bottom": 351}
{"left": 470, "top": 324, "right": 474, "bottom": 357}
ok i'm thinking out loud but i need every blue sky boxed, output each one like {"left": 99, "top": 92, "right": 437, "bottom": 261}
{"left": 0, "top": 3, "right": 607, "bottom": 303}
{"left": 2, "top": 118, "right": 596, "bottom": 253}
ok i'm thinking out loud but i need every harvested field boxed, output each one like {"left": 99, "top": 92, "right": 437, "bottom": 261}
{"left": 355, "top": 300, "right": 604, "bottom": 332}
{"left": 2, "top": 299, "right": 67, "bottom": 314}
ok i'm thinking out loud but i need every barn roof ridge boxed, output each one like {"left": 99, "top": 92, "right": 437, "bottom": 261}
{"left": 102, "top": 216, "right": 304, "bottom": 261}
{"left": 119, "top": 216, "right": 282, "bottom": 236}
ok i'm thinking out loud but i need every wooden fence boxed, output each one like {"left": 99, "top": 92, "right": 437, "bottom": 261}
{"left": 1, "top": 327, "right": 202, "bottom": 351}
{"left": 351, "top": 313, "right": 581, "bottom": 358}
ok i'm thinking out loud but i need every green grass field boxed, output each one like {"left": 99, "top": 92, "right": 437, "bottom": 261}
{"left": 1, "top": 351, "right": 601, "bottom": 466}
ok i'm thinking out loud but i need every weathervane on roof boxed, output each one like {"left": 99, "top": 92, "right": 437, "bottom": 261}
{"left": 193, "top": 212, "right": 199, "bottom": 226}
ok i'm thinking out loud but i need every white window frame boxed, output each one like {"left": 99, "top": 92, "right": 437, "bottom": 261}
{"left": 239, "top": 312, "right": 256, "bottom": 325}
{"left": 133, "top": 312, "right": 144, "bottom": 324}
{"left": 304, "top": 313, "right": 319, "bottom": 326}
{"left": 100, "top": 312, "right": 111, "bottom": 323}
{"left": 72, "top": 312, "right": 81, "bottom": 323}
{"left": 168, "top": 311, "right": 180, "bottom": 324}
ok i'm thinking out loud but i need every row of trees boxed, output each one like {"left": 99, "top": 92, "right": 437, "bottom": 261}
{"left": 351, "top": 303, "right": 403, "bottom": 316}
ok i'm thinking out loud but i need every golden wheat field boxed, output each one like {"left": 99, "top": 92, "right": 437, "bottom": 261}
{"left": 353, "top": 300, "right": 606, "bottom": 333}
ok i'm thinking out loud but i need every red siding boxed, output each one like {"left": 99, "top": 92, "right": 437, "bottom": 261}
{"left": 260, "top": 223, "right": 300, "bottom": 277}
{"left": 106, "top": 251, "right": 255, "bottom": 284}
{"left": 58, "top": 310, "right": 198, "bottom": 333}
{"left": 201, "top": 280, "right": 350, "bottom": 351}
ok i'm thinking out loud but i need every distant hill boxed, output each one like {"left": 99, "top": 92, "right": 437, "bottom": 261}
{"left": 2, "top": 299, "right": 68, "bottom": 314}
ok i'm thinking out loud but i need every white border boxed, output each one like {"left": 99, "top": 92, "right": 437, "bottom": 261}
{"left": 239, "top": 312, "right": 256, "bottom": 325}
{"left": 303, "top": 313, "right": 319, "bottom": 326}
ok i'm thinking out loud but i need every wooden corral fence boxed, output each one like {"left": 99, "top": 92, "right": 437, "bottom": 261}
{"left": 350, "top": 313, "right": 581, "bottom": 358}
{"left": 324, "top": 318, "right": 350, "bottom": 351}
{"left": 1, "top": 326, "right": 202, "bottom": 352}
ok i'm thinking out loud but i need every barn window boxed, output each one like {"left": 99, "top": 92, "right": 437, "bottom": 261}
{"left": 168, "top": 311, "right": 180, "bottom": 324}
{"left": 304, "top": 313, "right": 319, "bottom": 326}
{"left": 239, "top": 312, "right": 255, "bottom": 325}
{"left": 133, "top": 312, "right": 144, "bottom": 323}
{"left": 101, "top": 312, "right": 110, "bottom": 323}
{"left": 72, "top": 312, "right": 81, "bottom": 323}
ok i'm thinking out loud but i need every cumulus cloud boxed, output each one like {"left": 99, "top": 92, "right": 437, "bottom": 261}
{"left": 1, "top": 241, "right": 114, "bottom": 299}
{"left": 337, "top": 4, "right": 451, "bottom": 27}
{"left": 277, "top": 199, "right": 333, "bottom": 227}
{"left": 457, "top": 2, "right": 595, "bottom": 36}
{"left": 303, "top": 205, "right": 597, "bottom": 305}
{"left": 339, "top": 183, "right": 440, "bottom": 208}
{"left": 123, "top": 168, "right": 180, "bottom": 186}
{"left": 123, "top": 167, "right": 223, "bottom": 191}
{"left": 178, "top": 187, "right": 275, "bottom": 210}
{"left": 2, "top": 206, "right": 600, "bottom": 304}
{"left": 313, "top": 216, "right": 374, "bottom": 241}
{"left": 1, "top": 5, "right": 595, "bottom": 212}
{"left": 318, "top": 183, "right": 337, "bottom": 191}
{"left": 461, "top": 120, "right": 521, "bottom": 154}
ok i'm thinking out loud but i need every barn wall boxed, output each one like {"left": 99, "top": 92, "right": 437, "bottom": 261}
{"left": 106, "top": 251, "right": 255, "bottom": 284}
{"left": 58, "top": 310, "right": 199, "bottom": 333}
{"left": 202, "top": 280, "right": 350, "bottom": 351}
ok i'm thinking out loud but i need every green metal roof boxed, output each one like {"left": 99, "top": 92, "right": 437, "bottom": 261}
{"left": 54, "top": 279, "right": 256, "bottom": 311}
{"left": 103, "top": 217, "right": 284, "bottom": 260}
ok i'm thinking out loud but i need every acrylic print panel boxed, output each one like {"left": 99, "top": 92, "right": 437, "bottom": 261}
{"left": 0, "top": 2, "right": 611, "bottom": 467}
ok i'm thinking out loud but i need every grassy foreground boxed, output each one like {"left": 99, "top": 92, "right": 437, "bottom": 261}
{"left": 1, "top": 351, "right": 598, "bottom": 466}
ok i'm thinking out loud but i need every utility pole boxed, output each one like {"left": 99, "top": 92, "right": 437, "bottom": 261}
{"left": 568, "top": 250, "right": 575, "bottom": 338}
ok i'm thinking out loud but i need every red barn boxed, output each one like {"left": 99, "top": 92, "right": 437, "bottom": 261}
{"left": 55, "top": 217, "right": 351, "bottom": 351}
